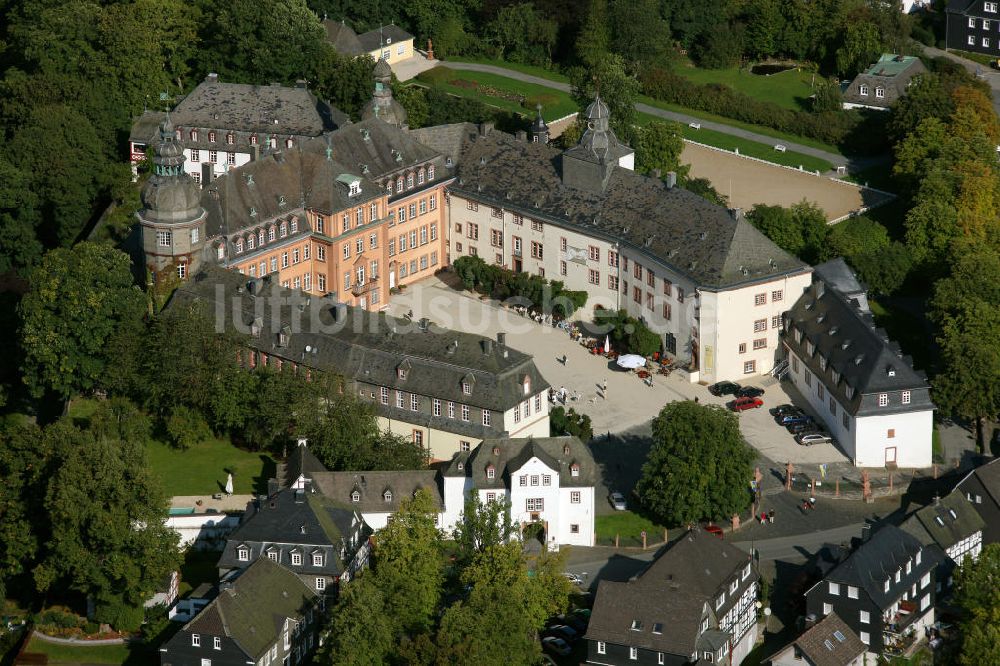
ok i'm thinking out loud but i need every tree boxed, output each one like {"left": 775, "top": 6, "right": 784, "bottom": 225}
{"left": 746, "top": 201, "right": 828, "bottom": 264}
{"left": 18, "top": 242, "right": 146, "bottom": 400}
{"left": 952, "top": 544, "right": 1000, "bottom": 665}
{"left": 310, "top": 49, "right": 375, "bottom": 120}
{"left": 452, "top": 495, "right": 517, "bottom": 565}
{"left": 689, "top": 21, "right": 745, "bottom": 70}
{"left": 575, "top": 0, "right": 609, "bottom": 69}
{"left": 486, "top": 3, "right": 558, "bottom": 66}
{"left": 635, "top": 402, "right": 755, "bottom": 525}
{"left": 850, "top": 241, "right": 912, "bottom": 296}
{"left": 835, "top": 22, "right": 881, "bottom": 77}
{"left": 200, "top": 0, "right": 326, "bottom": 84}
{"left": 165, "top": 405, "right": 212, "bottom": 450}
{"left": 743, "top": 0, "right": 784, "bottom": 60}
{"left": 608, "top": 0, "right": 668, "bottom": 70}
{"left": 684, "top": 177, "right": 728, "bottom": 206}
{"left": 549, "top": 406, "right": 594, "bottom": 442}
{"left": 634, "top": 120, "right": 689, "bottom": 180}
{"left": 35, "top": 425, "right": 179, "bottom": 630}
{"left": 569, "top": 53, "right": 639, "bottom": 144}
{"left": 826, "top": 215, "right": 890, "bottom": 261}
{"left": 374, "top": 488, "right": 444, "bottom": 634}
{"left": 317, "top": 572, "right": 395, "bottom": 665}
{"left": 811, "top": 77, "right": 843, "bottom": 113}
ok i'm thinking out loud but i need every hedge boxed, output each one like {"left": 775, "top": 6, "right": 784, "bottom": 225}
{"left": 452, "top": 255, "right": 587, "bottom": 316}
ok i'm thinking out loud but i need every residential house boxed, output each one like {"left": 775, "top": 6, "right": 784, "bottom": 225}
{"left": 159, "top": 557, "right": 321, "bottom": 666}
{"left": 166, "top": 268, "right": 550, "bottom": 461}
{"left": 768, "top": 613, "right": 866, "bottom": 666}
{"left": 441, "top": 436, "right": 597, "bottom": 548}
{"left": 585, "top": 527, "right": 759, "bottom": 665}
{"left": 782, "top": 259, "right": 934, "bottom": 468}
{"left": 421, "top": 97, "right": 812, "bottom": 384}
{"left": 804, "top": 525, "right": 941, "bottom": 658}
{"left": 322, "top": 19, "right": 416, "bottom": 68}
{"left": 217, "top": 484, "right": 372, "bottom": 597}
{"left": 901, "top": 492, "right": 985, "bottom": 592}
{"left": 285, "top": 436, "right": 596, "bottom": 546}
{"left": 841, "top": 54, "right": 927, "bottom": 111}
{"left": 955, "top": 457, "right": 1000, "bottom": 544}
{"left": 130, "top": 74, "right": 348, "bottom": 183}
{"left": 946, "top": 1, "right": 1000, "bottom": 57}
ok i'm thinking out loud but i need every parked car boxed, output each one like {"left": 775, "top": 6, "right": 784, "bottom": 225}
{"left": 547, "top": 624, "right": 578, "bottom": 641}
{"left": 609, "top": 492, "right": 627, "bottom": 511}
{"left": 736, "top": 386, "right": 765, "bottom": 398}
{"left": 787, "top": 422, "right": 818, "bottom": 435}
{"left": 703, "top": 524, "right": 724, "bottom": 539}
{"left": 563, "top": 572, "right": 584, "bottom": 586}
{"left": 770, "top": 404, "right": 801, "bottom": 417}
{"left": 555, "top": 613, "right": 588, "bottom": 633}
{"left": 797, "top": 432, "right": 833, "bottom": 446}
{"left": 731, "top": 396, "right": 764, "bottom": 412}
{"left": 542, "top": 637, "right": 572, "bottom": 657}
{"left": 709, "top": 381, "right": 742, "bottom": 396}
{"left": 571, "top": 608, "right": 591, "bottom": 621}
{"left": 778, "top": 413, "right": 812, "bottom": 426}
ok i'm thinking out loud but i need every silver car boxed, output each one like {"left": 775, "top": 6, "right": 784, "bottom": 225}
{"left": 797, "top": 432, "right": 833, "bottom": 446}
{"left": 609, "top": 492, "right": 627, "bottom": 511}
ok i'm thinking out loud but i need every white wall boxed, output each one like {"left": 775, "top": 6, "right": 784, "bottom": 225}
{"left": 508, "top": 457, "right": 563, "bottom": 549}
{"left": 502, "top": 391, "right": 550, "bottom": 437}
{"left": 166, "top": 514, "right": 241, "bottom": 549}
{"left": 786, "top": 346, "right": 857, "bottom": 456}
{"left": 183, "top": 148, "right": 252, "bottom": 182}
{"left": 854, "top": 410, "right": 933, "bottom": 468}
{"left": 556, "top": 486, "right": 594, "bottom": 546}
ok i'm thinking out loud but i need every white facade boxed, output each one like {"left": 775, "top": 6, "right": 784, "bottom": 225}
{"left": 786, "top": 345, "right": 933, "bottom": 468}
{"left": 183, "top": 147, "right": 252, "bottom": 183}
{"left": 946, "top": 531, "right": 982, "bottom": 567}
{"left": 165, "top": 513, "right": 241, "bottom": 549}
{"left": 501, "top": 455, "right": 595, "bottom": 548}
{"left": 446, "top": 192, "right": 811, "bottom": 383}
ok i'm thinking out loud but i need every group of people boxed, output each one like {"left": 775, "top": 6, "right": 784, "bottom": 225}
{"left": 550, "top": 386, "right": 580, "bottom": 404}
{"left": 758, "top": 509, "right": 776, "bottom": 524}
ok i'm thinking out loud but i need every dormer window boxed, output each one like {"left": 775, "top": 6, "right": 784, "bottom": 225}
{"left": 268, "top": 226, "right": 276, "bottom": 242}
{"left": 235, "top": 239, "right": 244, "bottom": 253}
{"left": 832, "top": 371, "right": 840, "bottom": 385}
{"left": 396, "top": 177, "right": 403, "bottom": 193}
{"left": 291, "top": 552, "right": 302, "bottom": 566}
{"left": 383, "top": 490, "right": 392, "bottom": 502}
{"left": 794, "top": 327, "right": 802, "bottom": 343}
{"left": 349, "top": 181, "right": 360, "bottom": 196}
{"left": 313, "top": 553, "right": 323, "bottom": 567}
{"left": 806, "top": 340, "right": 815, "bottom": 356}
{"left": 523, "top": 376, "right": 531, "bottom": 395}
{"left": 462, "top": 382, "right": 471, "bottom": 395}
{"left": 209, "top": 131, "right": 216, "bottom": 143}
{"left": 280, "top": 222, "right": 287, "bottom": 237}
{"left": 407, "top": 173, "right": 414, "bottom": 188}
{"left": 351, "top": 491, "right": 360, "bottom": 502}
{"left": 286, "top": 138, "right": 293, "bottom": 148}
{"left": 226, "top": 133, "right": 234, "bottom": 145}
{"left": 819, "top": 355, "right": 827, "bottom": 371}
{"left": 190, "top": 130, "right": 198, "bottom": 141}
{"left": 878, "top": 393, "right": 888, "bottom": 407}
{"left": 267, "top": 550, "right": 278, "bottom": 562}
{"left": 398, "top": 368, "right": 407, "bottom": 380}
{"left": 486, "top": 464, "right": 495, "bottom": 479}
{"left": 846, "top": 385, "right": 855, "bottom": 399}
{"left": 250, "top": 134, "right": 257, "bottom": 145}
{"left": 428, "top": 165, "right": 435, "bottom": 180}
{"left": 258, "top": 229, "right": 264, "bottom": 245}
{"left": 570, "top": 463, "right": 580, "bottom": 477}
{"left": 237, "top": 546, "right": 249, "bottom": 561}
{"left": 652, "top": 623, "right": 663, "bottom": 634}
{"left": 630, "top": 620, "right": 643, "bottom": 631}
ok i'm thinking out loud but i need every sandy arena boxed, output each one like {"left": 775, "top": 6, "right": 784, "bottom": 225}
{"left": 681, "top": 141, "right": 893, "bottom": 222}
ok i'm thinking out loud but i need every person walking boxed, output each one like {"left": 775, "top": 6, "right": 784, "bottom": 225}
{"left": 768, "top": 508, "right": 775, "bottom": 524}
{"left": 602, "top": 379, "right": 608, "bottom": 393}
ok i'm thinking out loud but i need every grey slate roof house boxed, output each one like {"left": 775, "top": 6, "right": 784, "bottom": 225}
{"left": 217, "top": 485, "right": 372, "bottom": 596}
{"left": 160, "top": 557, "right": 321, "bottom": 666}
{"left": 585, "top": 528, "right": 759, "bottom": 665}
{"left": 782, "top": 259, "right": 934, "bottom": 468}
{"left": 946, "top": 1, "right": 1000, "bottom": 58}
{"left": 842, "top": 54, "right": 927, "bottom": 111}
{"left": 901, "top": 491, "right": 985, "bottom": 589}
{"left": 805, "top": 525, "right": 941, "bottom": 658}
{"left": 165, "top": 266, "right": 550, "bottom": 461}
{"left": 321, "top": 19, "right": 416, "bottom": 63}
{"left": 443, "top": 436, "right": 597, "bottom": 491}
{"left": 955, "top": 457, "right": 1000, "bottom": 544}
{"left": 768, "top": 612, "right": 866, "bottom": 666}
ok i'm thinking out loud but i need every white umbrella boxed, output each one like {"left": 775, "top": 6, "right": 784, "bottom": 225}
{"left": 616, "top": 354, "right": 647, "bottom": 369}
{"left": 225, "top": 473, "right": 234, "bottom": 495}
{"left": 604, "top": 335, "right": 611, "bottom": 354}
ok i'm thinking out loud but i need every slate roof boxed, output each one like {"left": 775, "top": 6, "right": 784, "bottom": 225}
{"left": 281, "top": 441, "right": 329, "bottom": 488}
{"left": 813, "top": 258, "right": 869, "bottom": 313}
{"left": 789, "top": 613, "right": 866, "bottom": 666}
{"left": 817, "top": 525, "right": 941, "bottom": 611}
{"left": 301, "top": 118, "right": 448, "bottom": 184}
{"left": 585, "top": 528, "right": 755, "bottom": 656}
{"left": 309, "top": 470, "right": 443, "bottom": 513}
{"left": 170, "top": 78, "right": 346, "bottom": 136}
{"left": 901, "top": 492, "right": 986, "bottom": 552}
{"left": 409, "top": 123, "right": 478, "bottom": 166}
{"left": 183, "top": 557, "right": 317, "bottom": 659}
{"left": 443, "top": 436, "right": 596, "bottom": 489}
{"left": 200, "top": 148, "right": 382, "bottom": 238}
{"left": 842, "top": 54, "right": 927, "bottom": 109}
{"left": 783, "top": 267, "right": 934, "bottom": 417}
{"left": 168, "top": 267, "right": 549, "bottom": 413}
{"left": 217, "top": 487, "right": 368, "bottom": 576}
{"left": 357, "top": 24, "right": 414, "bottom": 52}
{"left": 322, "top": 19, "right": 364, "bottom": 56}
{"left": 946, "top": 0, "right": 978, "bottom": 14}
{"left": 450, "top": 129, "right": 809, "bottom": 290}
{"left": 957, "top": 457, "right": 1000, "bottom": 506}
{"left": 129, "top": 110, "right": 167, "bottom": 144}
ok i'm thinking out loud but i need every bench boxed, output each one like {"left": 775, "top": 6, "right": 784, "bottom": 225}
{"left": 774, "top": 144, "right": 787, "bottom": 153}
{"left": 688, "top": 122, "right": 701, "bottom": 130}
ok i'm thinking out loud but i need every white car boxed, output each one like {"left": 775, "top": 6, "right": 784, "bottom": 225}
{"left": 563, "top": 572, "right": 584, "bottom": 585}
{"left": 797, "top": 432, "right": 833, "bottom": 446}
{"left": 609, "top": 492, "right": 627, "bottom": 511}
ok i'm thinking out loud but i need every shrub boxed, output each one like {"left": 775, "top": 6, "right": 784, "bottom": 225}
{"left": 36, "top": 608, "right": 82, "bottom": 631}
{"left": 452, "top": 256, "right": 588, "bottom": 315}
{"left": 93, "top": 596, "right": 144, "bottom": 633}
{"left": 550, "top": 406, "right": 594, "bottom": 442}
{"left": 165, "top": 405, "right": 212, "bottom": 450}
{"left": 595, "top": 309, "right": 662, "bottom": 357}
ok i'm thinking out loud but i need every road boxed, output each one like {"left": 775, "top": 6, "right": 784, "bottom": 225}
{"left": 733, "top": 522, "right": 865, "bottom": 562}
{"left": 443, "top": 61, "right": 853, "bottom": 169}
{"left": 923, "top": 46, "right": 1000, "bottom": 115}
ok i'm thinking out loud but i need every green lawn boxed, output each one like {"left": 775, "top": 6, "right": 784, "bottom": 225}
{"left": 24, "top": 636, "right": 145, "bottom": 664}
{"left": 416, "top": 67, "right": 578, "bottom": 121}
{"left": 444, "top": 56, "right": 570, "bottom": 83}
{"left": 670, "top": 62, "right": 817, "bottom": 111}
{"left": 673, "top": 120, "right": 834, "bottom": 173}
{"left": 595, "top": 511, "right": 668, "bottom": 544}
{"left": 146, "top": 436, "right": 275, "bottom": 497}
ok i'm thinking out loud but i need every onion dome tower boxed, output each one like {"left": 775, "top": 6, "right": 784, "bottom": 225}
{"left": 361, "top": 58, "right": 408, "bottom": 128}
{"left": 137, "top": 116, "right": 208, "bottom": 279}
{"left": 529, "top": 103, "right": 549, "bottom": 144}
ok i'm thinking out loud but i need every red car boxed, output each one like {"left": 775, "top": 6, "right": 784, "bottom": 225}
{"left": 703, "top": 525, "right": 724, "bottom": 539}
{"left": 731, "top": 396, "right": 764, "bottom": 412}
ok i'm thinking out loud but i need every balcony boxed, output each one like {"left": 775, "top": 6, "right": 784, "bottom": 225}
{"left": 351, "top": 277, "right": 379, "bottom": 297}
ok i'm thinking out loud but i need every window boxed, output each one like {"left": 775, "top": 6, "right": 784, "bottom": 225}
{"left": 987, "top": 19, "right": 993, "bottom": 29}
{"left": 571, "top": 491, "right": 580, "bottom": 503}
{"left": 658, "top": 654, "right": 665, "bottom": 665}
{"left": 486, "top": 465, "right": 495, "bottom": 480}
{"left": 755, "top": 293, "right": 766, "bottom": 306}
{"left": 491, "top": 229, "right": 503, "bottom": 248}
{"left": 410, "top": 394, "right": 419, "bottom": 411}
{"left": 227, "top": 152, "right": 235, "bottom": 165}
{"left": 902, "top": 390, "right": 911, "bottom": 405}
{"left": 888, "top": 429, "right": 895, "bottom": 439}
{"left": 829, "top": 582, "right": 840, "bottom": 595}
{"left": 716, "top": 594, "right": 725, "bottom": 610}
{"left": 677, "top": 287, "right": 684, "bottom": 302}
{"left": 754, "top": 318, "right": 767, "bottom": 333}
{"left": 739, "top": 343, "right": 747, "bottom": 354}
{"left": 921, "top": 572, "right": 931, "bottom": 588}
{"left": 860, "top": 84, "right": 869, "bottom": 96}
{"left": 467, "top": 223, "right": 479, "bottom": 240}
{"left": 530, "top": 241, "right": 543, "bottom": 259}
{"left": 878, "top": 393, "right": 888, "bottom": 407}
{"left": 988, "top": 2, "right": 998, "bottom": 13}
{"left": 744, "top": 360, "right": 756, "bottom": 374}
{"left": 156, "top": 230, "right": 172, "bottom": 247}
{"left": 190, "top": 149, "right": 201, "bottom": 163}
{"left": 461, "top": 404, "right": 469, "bottom": 421}
{"left": 560, "top": 260, "right": 567, "bottom": 276}
{"left": 597, "top": 642, "right": 606, "bottom": 655}
{"left": 291, "top": 552, "right": 302, "bottom": 566}
{"left": 460, "top": 440, "right": 470, "bottom": 452}
{"left": 526, "top": 498, "right": 544, "bottom": 511}
{"left": 589, "top": 245, "right": 599, "bottom": 261}
{"left": 448, "top": 402, "right": 455, "bottom": 418}
{"left": 316, "top": 577, "right": 326, "bottom": 591}
{"left": 237, "top": 546, "right": 249, "bottom": 561}
{"left": 530, "top": 475, "right": 539, "bottom": 486}
{"left": 823, "top": 602, "right": 832, "bottom": 616}
{"left": 860, "top": 631, "right": 870, "bottom": 645}
{"left": 192, "top": 634, "right": 201, "bottom": 647}
{"left": 570, "top": 524, "right": 579, "bottom": 534}
{"left": 969, "top": 34, "right": 977, "bottom": 45}
{"left": 985, "top": 37, "right": 991, "bottom": 48}
{"left": 214, "top": 636, "right": 221, "bottom": 650}
{"left": 588, "top": 269, "right": 600, "bottom": 285}
{"left": 875, "top": 87, "right": 885, "bottom": 99}
{"left": 482, "top": 410, "right": 491, "bottom": 426}
{"left": 772, "top": 315, "right": 781, "bottom": 329}
{"left": 267, "top": 550, "right": 278, "bottom": 562}
{"left": 209, "top": 150, "right": 217, "bottom": 164}
{"left": 608, "top": 275, "right": 619, "bottom": 290}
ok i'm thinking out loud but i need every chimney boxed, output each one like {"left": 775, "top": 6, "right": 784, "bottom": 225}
{"left": 861, "top": 524, "right": 872, "bottom": 543}
{"left": 206, "top": 72, "right": 219, "bottom": 83}
{"left": 492, "top": 446, "right": 500, "bottom": 456}
{"left": 478, "top": 121, "right": 494, "bottom": 136}
{"left": 295, "top": 79, "right": 307, "bottom": 89}
{"left": 515, "top": 130, "right": 527, "bottom": 142}
{"left": 419, "top": 317, "right": 429, "bottom": 331}
{"left": 730, "top": 207, "right": 742, "bottom": 220}
{"left": 816, "top": 281, "right": 826, "bottom": 299}
{"left": 267, "top": 478, "right": 280, "bottom": 496}
{"left": 497, "top": 332, "right": 506, "bottom": 346}
{"left": 651, "top": 168, "right": 661, "bottom": 180}
{"left": 482, "top": 339, "right": 494, "bottom": 354}
{"left": 665, "top": 171, "right": 677, "bottom": 189}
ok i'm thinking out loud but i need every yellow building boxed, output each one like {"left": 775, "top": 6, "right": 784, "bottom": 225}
{"left": 323, "top": 20, "right": 415, "bottom": 67}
